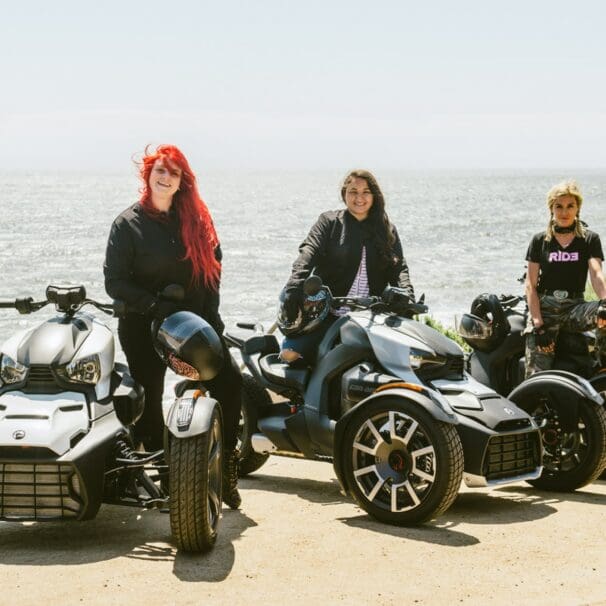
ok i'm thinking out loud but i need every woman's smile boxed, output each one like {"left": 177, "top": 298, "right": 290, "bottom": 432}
{"left": 150, "top": 159, "right": 182, "bottom": 202}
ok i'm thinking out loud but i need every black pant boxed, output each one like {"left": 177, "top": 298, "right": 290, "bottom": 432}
{"left": 118, "top": 315, "right": 242, "bottom": 452}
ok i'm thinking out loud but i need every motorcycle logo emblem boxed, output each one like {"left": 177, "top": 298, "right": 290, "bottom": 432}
{"left": 13, "top": 430, "right": 26, "bottom": 440}
{"left": 503, "top": 407, "right": 515, "bottom": 417}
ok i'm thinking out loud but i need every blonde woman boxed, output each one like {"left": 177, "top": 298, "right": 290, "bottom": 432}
{"left": 525, "top": 179, "right": 606, "bottom": 376}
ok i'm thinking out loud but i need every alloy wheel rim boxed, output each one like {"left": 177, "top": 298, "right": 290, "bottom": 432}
{"left": 207, "top": 417, "right": 222, "bottom": 529}
{"left": 351, "top": 410, "right": 437, "bottom": 512}
{"left": 535, "top": 404, "right": 589, "bottom": 473}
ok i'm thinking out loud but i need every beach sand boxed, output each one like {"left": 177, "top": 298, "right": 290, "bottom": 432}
{"left": 1, "top": 456, "right": 605, "bottom": 605}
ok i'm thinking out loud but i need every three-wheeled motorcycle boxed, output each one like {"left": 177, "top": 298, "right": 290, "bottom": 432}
{"left": 228, "top": 282, "right": 544, "bottom": 525}
{"left": 0, "top": 284, "right": 224, "bottom": 552}
{"left": 458, "top": 292, "right": 606, "bottom": 490}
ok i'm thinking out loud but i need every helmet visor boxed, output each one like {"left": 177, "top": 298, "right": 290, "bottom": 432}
{"left": 457, "top": 314, "right": 493, "bottom": 340}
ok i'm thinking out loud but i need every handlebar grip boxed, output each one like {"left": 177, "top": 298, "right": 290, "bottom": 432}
{"left": 236, "top": 322, "right": 256, "bottom": 330}
{"left": 0, "top": 301, "right": 16, "bottom": 309}
{"left": 15, "top": 297, "right": 35, "bottom": 314}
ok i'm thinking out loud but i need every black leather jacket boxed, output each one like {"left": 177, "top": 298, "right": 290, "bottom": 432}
{"left": 284, "top": 209, "right": 415, "bottom": 300}
{"left": 104, "top": 203, "right": 224, "bottom": 333}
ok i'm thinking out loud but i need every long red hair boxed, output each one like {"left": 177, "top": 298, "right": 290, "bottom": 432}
{"left": 138, "top": 145, "right": 221, "bottom": 289}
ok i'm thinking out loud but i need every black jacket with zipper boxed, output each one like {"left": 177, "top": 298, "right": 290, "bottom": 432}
{"left": 284, "top": 209, "right": 415, "bottom": 299}
{"left": 104, "top": 203, "right": 224, "bottom": 333}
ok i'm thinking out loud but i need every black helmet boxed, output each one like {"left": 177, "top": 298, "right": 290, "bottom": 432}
{"left": 153, "top": 311, "right": 224, "bottom": 381}
{"left": 458, "top": 293, "right": 510, "bottom": 353}
{"left": 277, "top": 287, "right": 331, "bottom": 337}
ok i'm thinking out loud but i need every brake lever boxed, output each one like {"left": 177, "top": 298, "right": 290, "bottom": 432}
{"left": 93, "top": 301, "right": 116, "bottom": 316}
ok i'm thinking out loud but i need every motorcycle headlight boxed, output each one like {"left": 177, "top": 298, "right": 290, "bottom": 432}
{"left": 65, "top": 354, "right": 101, "bottom": 385}
{"left": 0, "top": 353, "right": 29, "bottom": 385}
{"left": 409, "top": 347, "right": 446, "bottom": 369}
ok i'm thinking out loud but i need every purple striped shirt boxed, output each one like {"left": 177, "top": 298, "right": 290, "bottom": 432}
{"left": 334, "top": 246, "right": 369, "bottom": 316}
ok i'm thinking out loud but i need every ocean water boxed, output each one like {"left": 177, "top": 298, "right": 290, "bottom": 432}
{"left": 1, "top": 169, "right": 605, "bottom": 349}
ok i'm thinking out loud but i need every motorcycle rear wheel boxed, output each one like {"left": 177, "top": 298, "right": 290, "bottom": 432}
{"left": 528, "top": 398, "right": 606, "bottom": 491}
{"left": 238, "top": 374, "right": 271, "bottom": 476}
{"left": 586, "top": 376, "right": 606, "bottom": 482}
{"left": 342, "top": 398, "right": 463, "bottom": 525}
{"left": 168, "top": 406, "right": 223, "bottom": 552}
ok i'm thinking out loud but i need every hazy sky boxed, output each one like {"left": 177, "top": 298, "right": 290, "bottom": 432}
{"left": 1, "top": 0, "right": 605, "bottom": 170}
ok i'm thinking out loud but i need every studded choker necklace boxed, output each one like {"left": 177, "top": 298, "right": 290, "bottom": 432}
{"left": 553, "top": 224, "right": 575, "bottom": 234}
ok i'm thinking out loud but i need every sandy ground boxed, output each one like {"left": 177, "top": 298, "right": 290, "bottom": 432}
{"left": 1, "top": 457, "right": 605, "bottom": 606}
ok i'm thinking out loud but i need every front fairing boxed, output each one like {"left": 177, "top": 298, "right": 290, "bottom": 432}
{"left": 0, "top": 312, "right": 115, "bottom": 401}
{"left": 349, "top": 310, "right": 464, "bottom": 382}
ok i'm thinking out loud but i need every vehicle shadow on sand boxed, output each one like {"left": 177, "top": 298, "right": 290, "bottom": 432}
{"left": 495, "top": 482, "right": 606, "bottom": 506}
{"left": 0, "top": 505, "right": 257, "bottom": 579}
{"left": 0, "top": 506, "right": 173, "bottom": 565}
{"left": 240, "top": 473, "right": 345, "bottom": 505}
{"left": 171, "top": 510, "right": 258, "bottom": 582}
{"left": 244, "top": 473, "right": 559, "bottom": 547}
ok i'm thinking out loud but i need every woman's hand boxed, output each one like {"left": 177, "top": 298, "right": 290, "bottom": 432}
{"left": 150, "top": 299, "right": 180, "bottom": 321}
{"left": 282, "top": 290, "right": 302, "bottom": 323}
{"left": 533, "top": 326, "right": 555, "bottom": 353}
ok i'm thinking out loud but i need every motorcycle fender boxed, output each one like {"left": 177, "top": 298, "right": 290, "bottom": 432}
{"left": 589, "top": 371, "right": 606, "bottom": 397}
{"left": 165, "top": 389, "right": 222, "bottom": 440}
{"left": 509, "top": 370, "right": 603, "bottom": 405}
{"left": 508, "top": 370, "right": 602, "bottom": 433}
{"left": 332, "top": 387, "right": 458, "bottom": 496}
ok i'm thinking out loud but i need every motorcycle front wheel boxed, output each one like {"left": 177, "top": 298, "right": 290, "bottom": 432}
{"left": 168, "top": 405, "right": 223, "bottom": 552}
{"left": 342, "top": 399, "right": 463, "bottom": 525}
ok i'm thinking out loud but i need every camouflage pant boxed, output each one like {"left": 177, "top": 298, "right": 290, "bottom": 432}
{"left": 525, "top": 295, "right": 606, "bottom": 378}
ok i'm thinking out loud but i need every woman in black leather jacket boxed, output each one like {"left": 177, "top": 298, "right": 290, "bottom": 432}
{"left": 280, "top": 169, "right": 415, "bottom": 363}
{"left": 104, "top": 144, "right": 242, "bottom": 509}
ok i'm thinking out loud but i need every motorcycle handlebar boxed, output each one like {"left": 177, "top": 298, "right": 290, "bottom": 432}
{"left": 499, "top": 294, "right": 524, "bottom": 309}
{"left": 331, "top": 295, "right": 381, "bottom": 308}
{"left": 82, "top": 299, "right": 118, "bottom": 316}
{"left": 404, "top": 302, "right": 430, "bottom": 315}
{"left": 0, "top": 298, "right": 49, "bottom": 314}
{"left": 331, "top": 295, "right": 428, "bottom": 316}
{"left": 0, "top": 296, "right": 120, "bottom": 316}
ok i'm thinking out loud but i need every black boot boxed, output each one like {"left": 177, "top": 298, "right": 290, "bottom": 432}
{"left": 222, "top": 447, "right": 242, "bottom": 509}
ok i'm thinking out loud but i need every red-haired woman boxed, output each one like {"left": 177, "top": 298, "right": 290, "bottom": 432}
{"left": 104, "top": 144, "right": 242, "bottom": 509}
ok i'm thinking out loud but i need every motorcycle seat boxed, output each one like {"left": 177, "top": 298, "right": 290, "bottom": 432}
{"left": 259, "top": 353, "right": 310, "bottom": 392}
{"left": 508, "top": 314, "right": 525, "bottom": 334}
{"left": 225, "top": 330, "right": 280, "bottom": 355}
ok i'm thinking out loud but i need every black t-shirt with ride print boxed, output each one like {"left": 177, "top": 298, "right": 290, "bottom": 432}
{"left": 525, "top": 229, "right": 604, "bottom": 293}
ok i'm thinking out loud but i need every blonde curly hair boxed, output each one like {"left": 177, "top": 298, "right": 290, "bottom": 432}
{"left": 545, "top": 179, "right": 585, "bottom": 241}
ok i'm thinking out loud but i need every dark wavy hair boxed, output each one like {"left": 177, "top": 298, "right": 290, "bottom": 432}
{"left": 340, "top": 169, "right": 397, "bottom": 266}
{"left": 138, "top": 144, "right": 221, "bottom": 289}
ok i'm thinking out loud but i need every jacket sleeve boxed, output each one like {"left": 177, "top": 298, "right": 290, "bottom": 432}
{"left": 284, "top": 213, "right": 332, "bottom": 293}
{"left": 389, "top": 226, "right": 415, "bottom": 300}
{"left": 201, "top": 245, "right": 225, "bottom": 334}
{"left": 104, "top": 217, "right": 156, "bottom": 314}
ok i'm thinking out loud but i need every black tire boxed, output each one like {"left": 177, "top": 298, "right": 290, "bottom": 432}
{"left": 526, "top": 397, "right": 606, "bottom": 492}
{"left": 588, "top": 377, "right": 606, "bottom": 482}
{"left": 342, "top": 398, "right": 464, "bottom": 525}
{"left": 168, "top": 406, "right": 223, "bottom": 552}
{"left": 238, "top": 374, "right": 271, "bottom": 476}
